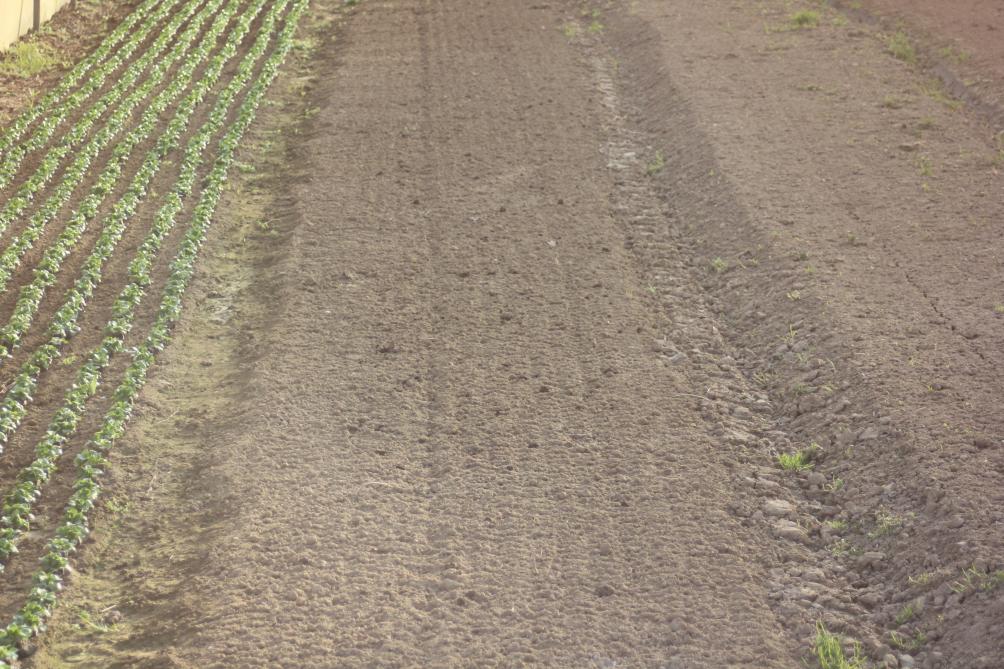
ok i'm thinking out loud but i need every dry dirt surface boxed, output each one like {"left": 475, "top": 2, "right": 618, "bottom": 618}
{"left": 2, "top": 0, "right": 1001, "bottom": 668}
{"left": 851, "top": 0, "right": 1004, "bottom": 126}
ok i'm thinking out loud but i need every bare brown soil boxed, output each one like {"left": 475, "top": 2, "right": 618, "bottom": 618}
{"left": 846, "top": 0, "right": 1004, "bottom": 129}
{"left": 0, "top": 0, "right": 141, "bottom": 126}
{"left": 8, "top": 0, "right": 1003, "bottom": 668}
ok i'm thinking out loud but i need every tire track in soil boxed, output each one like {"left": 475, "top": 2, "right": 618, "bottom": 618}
{"left": 594, "top": 1, "right": 1004, "bottom": 667}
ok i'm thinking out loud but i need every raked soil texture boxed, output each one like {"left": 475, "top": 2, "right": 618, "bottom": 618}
{"left": 0, "top": 0, "right": 1000, "bottom": 668}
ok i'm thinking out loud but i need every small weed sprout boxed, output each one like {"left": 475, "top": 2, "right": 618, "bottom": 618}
{"left": 646, "top": 150, "right": 665, "bottom": 176}
{"left": 917, "top": 155, "right": 933, "bottom": 177}
{"left": 778, "top": 443, "right": 819, "bottom": 471}
{"left": 908, "top": 571, "right": 934, "bottom": 586}
{"left": 993, "top": 303, "right": 1004, "bottom": 314}
{"left": 753, "top": 369, "right": 776, "bottom": 387}
{"left": 562, "top": 22, "right": 579, "bottom": 38}
{"left": 890, "top": 630, "right": 926, "bottom": 652}
{"left": 825, "top": 477, "right": 844, "bottom": 493}
{"left": 880, "top": 95, "right": 902, "bottom": 110}
{"left": 887, "top": 31, "right": 916, "bottom": 64}
{"left": 894, "top": 603, "right": 917, "bottom": 626}
{"left": 789, "top": 10, "right": 820, "bottom": 29}
{"left": 868, "top": 507, "right": 903, "bottom": 538}
{"left": 814, "top": 622, "right": 867, "bottom": 669}
{"left": 710, "top": 257, "right": 728, "bottom": 273}
{"left": 587, "top": 20, "right": 604, "bottom": 34}
{"left": 825, "top": 519, "right": 848, "bottom": 532}
{"left": 787, "top": 289, "right": 802, "bottom": 301}
{"left": 920, "top": 79, "right": 962, "bottom": 110}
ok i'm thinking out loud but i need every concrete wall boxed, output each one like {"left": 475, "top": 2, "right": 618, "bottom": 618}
{"left": 1, "top": 0, "right": 74, "bottom": 52}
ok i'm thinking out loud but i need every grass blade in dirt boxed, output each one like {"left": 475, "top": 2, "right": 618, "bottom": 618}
{"left": 0, "top": 0, "right": 233, "bottom": 308}
{"left": 0, "top": 0, "right": 170, "bottom": 162}
{"left": 0, "top": 0, "right": 310, "bottom": 658}
{"left": 0, "top": 0, "right": 281, "bottom": 564}
{"left": 0, "top": 0, "right": 204, "bottom": 234}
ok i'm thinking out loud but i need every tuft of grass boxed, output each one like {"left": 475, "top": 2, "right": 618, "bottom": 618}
{"left": 710, "top": 257, "right": 729, "bottom": 273}
{"left": 908, "top": 571, "right": 935, "bottom": 586}
{"left": 561, "top": 22, "right": 579, "bottom": 39}
{"left": 881, "top": 95, "right": 907, "bottom": 109}
{"left": 587, "top": 20, "right": 604, "bottom": 34}
{"left": 0, "top": 41, "right": 61, "bottom": 78}
{"left": 919, "top": 78, "right": 962, "bottom": 110}
{"left": 830, "top": 537, "right": 863, "bottom": 558}
{"left": 868, "top": 507, "right": 903, "bottom": 538}
{"left": 778, "top": 443, "right": 819, "bottom": 471}
{"left": 814, "top": 622, "right": 867, "bottom": 669}
{"left": 937, "top": 45, "right": 970, "bottom": 64}
{"left": 890, "top": 630, "right": 927, "bottom": 652}
{"left": 887, "top": 31, "right": 916, "bottom": 64}
{"left": 894, "top": 603, "right": 917, "bottom": 626}
{"left": 646, "top": 150, "right": 665, "bottom": 176}
{"left": 789, "top": 10, "right": 820, "bottom": 29}
{"left": 917, "top": 155, "right": 933, "bottom": 177}
{"left": 951, "top": 566, "right": 1004, "bottom": 594}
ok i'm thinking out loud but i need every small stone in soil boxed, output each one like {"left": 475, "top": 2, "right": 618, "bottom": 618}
{"left": 764, "top": 499, "right": 795, "bottom": 517}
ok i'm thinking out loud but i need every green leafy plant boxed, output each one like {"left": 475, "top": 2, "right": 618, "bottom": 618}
{"left": 778, "top": 443, "right": 819, "bottom": 471}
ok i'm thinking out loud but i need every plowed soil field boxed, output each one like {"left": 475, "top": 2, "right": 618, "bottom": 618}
{"left": 0, "top": 0, "right": 1000, "bottom": 668}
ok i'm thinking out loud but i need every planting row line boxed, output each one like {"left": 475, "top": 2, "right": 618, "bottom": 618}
{"left": 0, "top": 0, "right": 166, "bottom": 162}
{"left": 0, "top": 0, "right": 235, "bottom": 335}
{"left": 0, "top": 0, "right": 310, "bottom": 660}
{"left": 0, "top": 0, "right": 244, "bottom": 458}
{"left": 0, "top": 0, "right": 188, "bottom": 196}
{"left": 0, "top": 0, "right": 282, "bottom": 566}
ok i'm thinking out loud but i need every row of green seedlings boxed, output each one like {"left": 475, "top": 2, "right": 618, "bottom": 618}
{"left": 0, "top": 0, "right": 273, "bottom": 464}
{"left": 0, "top": 0, "right": 239, "bottom": 342}
{"left": 0, "top": 0, "right": 237, "bottom": 450}
{"left": 0, "top": 0, "right": 282, "bottom": 565}
{"left": 0, "top": 0, "right": 234, "bottom": 335}
{"left": 0, "top": 0, "right": 167, "bottom": 163}
{"left": 0, "top": 0, "right": 199, "bottom": 237}
{"left": 0, "top": 0, "right": 310, "bottom": 659}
